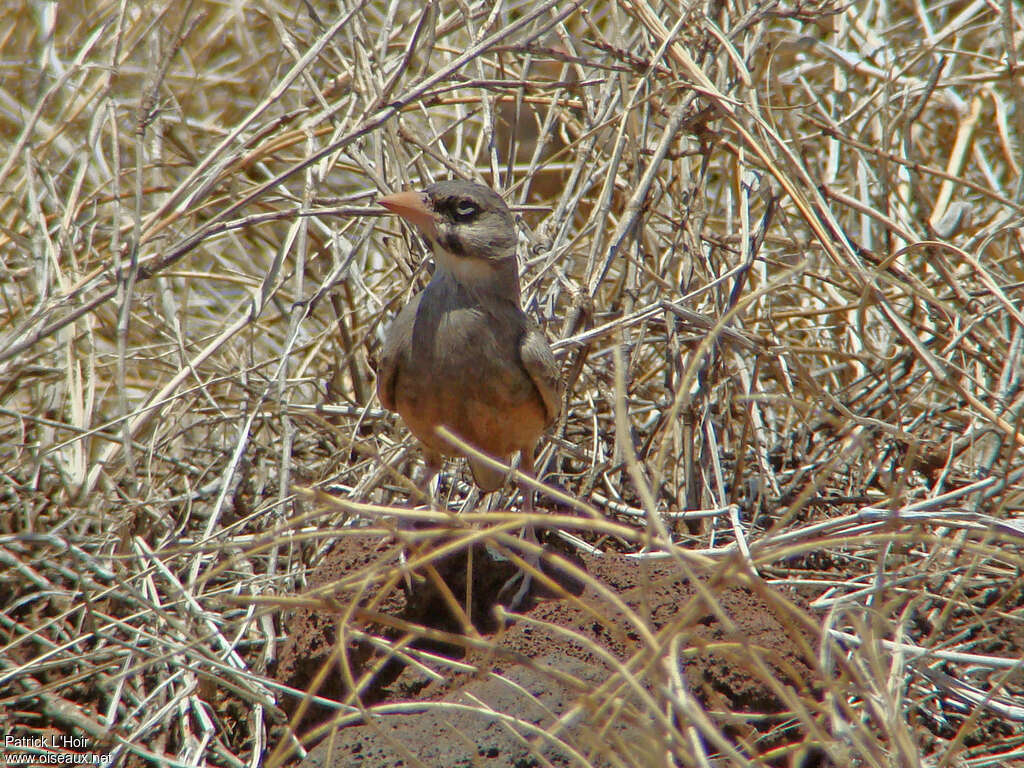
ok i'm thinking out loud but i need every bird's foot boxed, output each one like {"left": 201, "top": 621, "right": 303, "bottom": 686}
{"left": 497, "top": 548, "right": 541, "bottom": 611}
{"left": 397, "top": 547, "right": 416, "bottom": 597}
{"left": 498, "top": 570, "right": 533, "bottom": 611}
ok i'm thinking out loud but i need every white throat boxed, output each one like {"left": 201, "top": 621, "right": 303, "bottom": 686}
{"left": 431, "top": 241, "right": 503, "bottom": 288}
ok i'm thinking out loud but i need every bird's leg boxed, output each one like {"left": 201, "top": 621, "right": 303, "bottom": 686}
{"left": 398, "top": 453, "right": 441, "bottom": 596}
{"left": 425, "top": 460, "right": 441, "bottom": 511}
{"left": 500, "top": 448, "right": 542, "bottom": 610}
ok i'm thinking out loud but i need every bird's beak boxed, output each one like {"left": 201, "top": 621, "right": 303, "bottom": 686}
{"left": 378, "top": 190, "right": 438, "bottom": 240}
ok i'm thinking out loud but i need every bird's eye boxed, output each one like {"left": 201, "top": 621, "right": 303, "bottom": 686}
{"left": 453, "top": 200, "right": 479, "bottom": 221}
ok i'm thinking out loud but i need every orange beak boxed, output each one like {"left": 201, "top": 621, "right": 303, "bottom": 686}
{"left": 378, "top": 190, "right": 438, "bottom": 241}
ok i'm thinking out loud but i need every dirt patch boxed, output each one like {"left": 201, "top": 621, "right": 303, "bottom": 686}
{"left": 275, "top": 528, "right": 827, "bottom": 767}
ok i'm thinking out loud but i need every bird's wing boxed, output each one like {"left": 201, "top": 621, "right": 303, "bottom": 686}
{"left": 519, "top": 319, "right": 563, "bottom": 426}
{"left": 376, "top": 294, "right": 422, "bottom": 411}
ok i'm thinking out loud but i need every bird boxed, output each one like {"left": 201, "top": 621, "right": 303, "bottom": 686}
{"left": 375, "top": 179, "right": 563, "bottom": 607}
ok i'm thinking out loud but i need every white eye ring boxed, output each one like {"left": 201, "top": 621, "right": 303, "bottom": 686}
{"left": 454, "top": 201, "right": 478, "bottom": 218}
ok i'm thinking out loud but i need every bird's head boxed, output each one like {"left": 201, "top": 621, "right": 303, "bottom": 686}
{"left": 378, "top": 180, "right": 518, "bottom": 291}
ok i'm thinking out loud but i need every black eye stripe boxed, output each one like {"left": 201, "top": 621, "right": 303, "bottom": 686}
{"left": 445, "top": 198, "right": 479, "bottom": 221}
